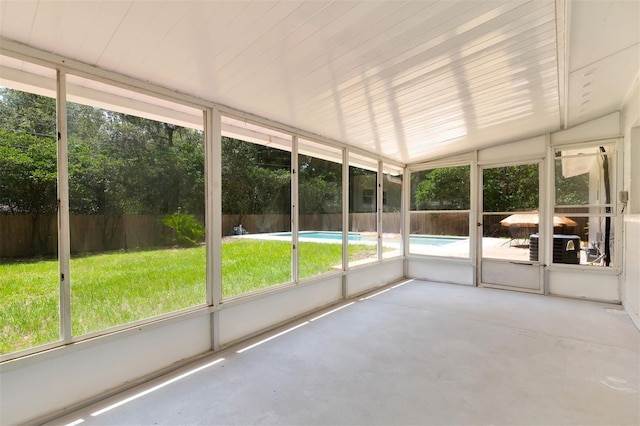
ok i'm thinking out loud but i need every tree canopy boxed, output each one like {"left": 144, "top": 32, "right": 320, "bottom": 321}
{"left": 413, "top": 166, "right": 470, "bottom": 210}
{"left": 0, "top": 88, "right": 343, "bottom": 227}
{"left": 412, "top": 164, "right": 540, "bottom": 212}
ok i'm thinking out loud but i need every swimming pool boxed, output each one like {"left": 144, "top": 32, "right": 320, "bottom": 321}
{"left": 272, "top": 231, "right": 466, "bottom": 246}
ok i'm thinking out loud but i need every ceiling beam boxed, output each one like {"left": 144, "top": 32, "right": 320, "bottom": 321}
{"left": 556, "top": 0, "right": 570, "bottom": 129}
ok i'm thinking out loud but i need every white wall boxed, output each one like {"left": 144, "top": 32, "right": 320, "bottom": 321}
{"left": 550, "top": 112, "right": 622, "bottom": 144}
{"left": 477, "top": 135, "right": 547, "bottom": 164}
{"left": 621, "top": 75, "right": 640, "bottom": 330}
{"left": 548, "top": 268, "right": 620, "bottom": 302}
{"left": 407, "top": 258, "right": 474, "bottom": 286}
{"left": 218, "top": 276, "right": 343, "bottom": 346}
{"left": 0, "top": 314, "right": 211, "bottom": 425}
{"left": 622, "top": 217, "right": 640, "bottom": 328}
{"left": 346, "top": 258, "right": 405, "bottom": 297}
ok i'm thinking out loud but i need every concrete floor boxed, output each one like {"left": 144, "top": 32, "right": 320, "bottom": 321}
{"left": 50, "top": 280, "right": 639, "bottom": 426}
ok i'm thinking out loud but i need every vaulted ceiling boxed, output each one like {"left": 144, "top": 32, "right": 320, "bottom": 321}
{"left": 0, "top": 0, "right": 638, "bottom": 164}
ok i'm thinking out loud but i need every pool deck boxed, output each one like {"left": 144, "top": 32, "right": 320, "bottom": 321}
{"left": 229, "top": 233, "right": 603, "bottom": 265}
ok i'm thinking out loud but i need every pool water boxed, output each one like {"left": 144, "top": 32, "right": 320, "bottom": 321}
{"left": 275, "top": 231, "right": 465, "bottom": 246}
{"left": 409, "top": 235, "right": 466, "bottom": 246}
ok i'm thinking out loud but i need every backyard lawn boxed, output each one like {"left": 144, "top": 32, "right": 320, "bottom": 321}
{"left": 1, "top": 239, "right": 374, "bottom": 354}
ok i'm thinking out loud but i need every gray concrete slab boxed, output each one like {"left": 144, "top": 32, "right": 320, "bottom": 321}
{"left": 49, "top": 280, "right": 639, "bottom": 426}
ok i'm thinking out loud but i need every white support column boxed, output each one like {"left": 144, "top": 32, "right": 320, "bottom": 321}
{"left": 206, "top": 107, "right": 222, "bottom": 351}
{"left": 399, "top": 165, "right": 405, "bottom": 260}
{"left": 473, "top": 152, "right": 481, "bottom": 286}
{"left": 470, "top": 151, "right": 479, "bottom": 272}
{"left": 377, "top": 161, "right": 383, "bottom": 260}
{"left": 291, "top": 136, "right": 299, "bottom": 283}
{"left": 538, "top": 153, "right": 549, "bottom": 293}
{"left": 56, "top": 69, "right": 72, "bottom": 343}
{"left": 342, "top": 149, "right": 349, "bottom": 298}
{"left": 402, "top": 167, "right": 411, "bottom": 275}
{"left": 543, "top": 141, "right": 554, "bottom": 293}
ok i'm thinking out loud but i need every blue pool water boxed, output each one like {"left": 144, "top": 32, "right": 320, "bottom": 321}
{"left": 408, "top": 235, "right": 466, "bottom": 246}
{"left": 275, "top": 231, "right": 465, "bottom": 246}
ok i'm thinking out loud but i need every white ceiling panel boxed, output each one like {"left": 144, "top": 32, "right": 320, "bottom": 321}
{"left": 96, "top": 1, "right": 162, "bottom": 71}
{"left": 0, "top": 1, "right": 38, "bottom": 39}
{"left": 0, "top": 0, "right": 638, "bottom": 164}
{"left": 565, "top": 0, "right": 640, "bottom": 128}
{"left": 71, "top": 1, "right": 132, "bottom": 65}
{"left": 568, "top": 0, "right": 639, "bottom": 72}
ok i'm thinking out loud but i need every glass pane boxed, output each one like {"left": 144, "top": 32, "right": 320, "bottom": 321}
{"left": 482, "top": 214, "right": 539, "bottom": 261}
{"left": 555, "top": 145, "right": 615, "bottom": 206}
{"left": 349, "top": 154, "right": 378, "bottom": 266}
{"left": 0, "top": 77, "right": 60, "bottom": 354}
{"left": 221, "top": 116, "right": 292, "bottom": 298}
{"left": 68, "top": 77, "right": 206, "bottom": 337}
{"left": 482, "top": 163, "right": 539, "bottom": 261}
{"left": 483, "top": 164, "right": 538, "bottom": 212}
{"left": 551, "top": 211, "right": 616, "bottom": 267}
{"left": 298, "top": 140, "right": 343, "bottom": 279}
{"left": 411, "top": 165, "right": 470, "bottom": 210}
{"left": 554, "top": 144, "right": 616, "bottom": 267}
{"left": 409, "top": 165, "right": 469, "bottom": 259}
{"left": 409, "top": 213, "right": 470, "bottom": 258}
{"left": 382, "top": 168, "right": 402, "bottom": 258}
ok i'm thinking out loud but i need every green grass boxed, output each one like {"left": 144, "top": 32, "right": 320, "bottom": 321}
{"left": 1, "top": 239, "right": 373, "bottom": 355}
{"left": 70, "top": 248, "right": 206, "bottom": 336}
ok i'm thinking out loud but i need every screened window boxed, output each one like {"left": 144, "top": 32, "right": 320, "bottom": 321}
{"left": 0, "top": 62, "right": 60, "bottom": 355}
{"left": 382, "top": 165, "right": 402, "bottom": 259}
{"left": 409, "top": 165, "right": 470, "bottom": 258}
{"left": 67, "top": 74, "right": 206, "bottom": 336}
{"left": 348, "top": 153, "right": 379, "bottom": 266}
{"left": 298, "top": 139, "right": 343, "bottom": 279}
{"left": 554, "top": 143, "right": 616, "bottom": 267}
{"left": 221, "top": 116, "right": 292, "bottom": 298}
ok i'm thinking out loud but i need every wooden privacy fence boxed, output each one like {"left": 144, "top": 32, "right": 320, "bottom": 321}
{"left": 2, "top": 213, "right": 403, "bottom": 259}
{"left": 409, "top": 211, "right": 469, "bottom": 236}
{"left": 0, "top": 215, "right": 58, "bottom": 259}
{"left": 1, "top": 215, "right": 167, "bottom": 259}
{"left": 221, "top": 213, "right": 401, "bottom": 236}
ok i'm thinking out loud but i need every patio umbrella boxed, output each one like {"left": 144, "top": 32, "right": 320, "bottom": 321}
{"left": 500, "top": 214, "right": 577, "bottom": 227}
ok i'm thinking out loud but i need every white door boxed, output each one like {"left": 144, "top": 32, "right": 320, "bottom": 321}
{"left": 478, "top": 162, "right": 544, "bottom": 292}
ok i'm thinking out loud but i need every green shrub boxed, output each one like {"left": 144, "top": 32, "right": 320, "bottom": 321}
{"left": 161, "top": 213, "right": 204, "bottom": 246}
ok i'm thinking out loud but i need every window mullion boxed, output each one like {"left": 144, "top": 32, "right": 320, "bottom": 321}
{"left": 377, "top": 161, "right": 383, "bottom": 260}
{"left": 56, "top": 69, "right": 72, "bottom": 343}
{"left": 291, "top": 136, "right": 299, "bottom": 282}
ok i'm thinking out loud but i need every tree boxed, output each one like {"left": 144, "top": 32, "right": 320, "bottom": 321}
{"left": 414, "top": 166, "right": 470, "bottom": 210}
{"left": 299, "top": 156, "right": 341, "bottom": 214}
{"left": 482, "top": 165, "right": 539, "bottom": 212}
{"left": 412, "top": 164, "right": 540, "bottom": 212}
{"left": 0, "top": 130, "right": 57, "bottom": 215}
{"left": 221, "top": 137, "right": 290, "bottom": 228}
{"left": 0, "top": 88, "right": 56, "bottom": 138}
{"left": 0, "top": 129, "right": 57, "bottom": 253}
{"left": 1, "top": 87, "right": 208, "bottom": 254}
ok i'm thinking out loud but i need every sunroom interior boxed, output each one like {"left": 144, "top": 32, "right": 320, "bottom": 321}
{"left": 0, "top": 0, "right": 639, "bottom": 424}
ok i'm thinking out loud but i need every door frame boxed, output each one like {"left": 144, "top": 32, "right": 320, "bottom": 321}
{"left": 476, "top": 158, "right": 547, "bottom": 293}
